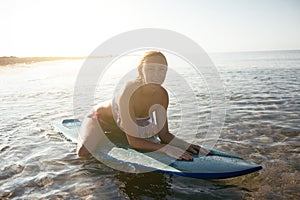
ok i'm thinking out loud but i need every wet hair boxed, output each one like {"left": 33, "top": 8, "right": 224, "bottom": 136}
{"left": 136, "top": 51, "right": 168, "bottom": 82}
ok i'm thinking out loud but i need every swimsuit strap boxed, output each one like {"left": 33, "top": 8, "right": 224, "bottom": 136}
{"left": 136, "top": 116, "right": 153, "bottom": 127}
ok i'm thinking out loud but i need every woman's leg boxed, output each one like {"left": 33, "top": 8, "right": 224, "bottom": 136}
{"left": 76, "top": 113, "right": 107, "bottom": 157}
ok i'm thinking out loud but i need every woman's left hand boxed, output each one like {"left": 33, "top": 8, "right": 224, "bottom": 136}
{"left": 187, "top": 144, "right": 213, "bottom": 155}
{"left": 187, "top": 144, "right": 201, "bottom": 154}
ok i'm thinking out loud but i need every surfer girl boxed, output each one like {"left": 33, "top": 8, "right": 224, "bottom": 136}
{"left": 77, "top": 51, "right": 210, "bottom": 160}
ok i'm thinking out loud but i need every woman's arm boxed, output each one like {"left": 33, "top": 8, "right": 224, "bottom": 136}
{"left": 158, "top": 120, "right": 201, "bottom": 154}
{"left": 118, "top": 82, "right": 141, "bottom": 137}
{"left": 156, "top": 89, "right": 201, "bottom": 154}
{"left": 126, "top": 133, "right": 194, "bottom": 160}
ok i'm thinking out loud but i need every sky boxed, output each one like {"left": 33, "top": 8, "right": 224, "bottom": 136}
{"left": 1, "top": 0, "right": 300, "bottom": 56}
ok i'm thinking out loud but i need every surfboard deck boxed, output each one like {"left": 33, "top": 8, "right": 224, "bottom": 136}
{"left": 52, "top": 119, "right": 262, "bottom": 179}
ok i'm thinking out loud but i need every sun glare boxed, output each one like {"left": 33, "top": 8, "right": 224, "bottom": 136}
{"left": 1, "top": 0, "right": 300, "bottom": 57}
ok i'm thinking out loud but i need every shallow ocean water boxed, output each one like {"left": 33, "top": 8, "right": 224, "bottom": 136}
{"left": 0, "top": 50, "right": 299, "bottom": 199}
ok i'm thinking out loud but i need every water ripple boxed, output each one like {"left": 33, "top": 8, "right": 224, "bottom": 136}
{"left": 1, "top": 54, "right": 300, "bottom": 199}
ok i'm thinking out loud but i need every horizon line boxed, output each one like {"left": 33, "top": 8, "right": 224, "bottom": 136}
{"left": 1, "top": 48, "right": 300, "bottom": 58}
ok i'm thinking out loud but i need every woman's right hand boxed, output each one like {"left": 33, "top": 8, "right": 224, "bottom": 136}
{"left": 161, "top": 145, "right": 194, "bottom": 161}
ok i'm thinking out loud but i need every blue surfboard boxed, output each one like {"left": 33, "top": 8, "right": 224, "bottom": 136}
{"left": 53, "top": 119, "right": 262, "bottom": 179}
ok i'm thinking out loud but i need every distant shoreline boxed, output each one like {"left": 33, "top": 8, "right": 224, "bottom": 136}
{"left": 0, "top": 56, "right": 88, "bottom": 66}
{"left": 2, "top": 49, "right": 299, "bottom": 66}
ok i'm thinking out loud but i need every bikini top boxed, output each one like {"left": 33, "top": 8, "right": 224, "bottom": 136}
{"left": 112, "top": 98, "right": 160, "bottom": 143}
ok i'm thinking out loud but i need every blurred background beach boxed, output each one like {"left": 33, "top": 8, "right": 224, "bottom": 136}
{"left": 1, "top": 0, "right": 299, "bottom": 199}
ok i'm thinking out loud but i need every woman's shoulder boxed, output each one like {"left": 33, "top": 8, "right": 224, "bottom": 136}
{"left": 124, "top": 80, "right": 141, "bottom": 88}
{"left": 119, "top": 80, "right": 141, "bottom": 99}
{"left": 122, "top": 80, "right": 143, "bottom": 94}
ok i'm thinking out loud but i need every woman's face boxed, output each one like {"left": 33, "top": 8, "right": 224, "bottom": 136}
{"left": 142, "top": 55, "right": 168, "bottom": 85}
